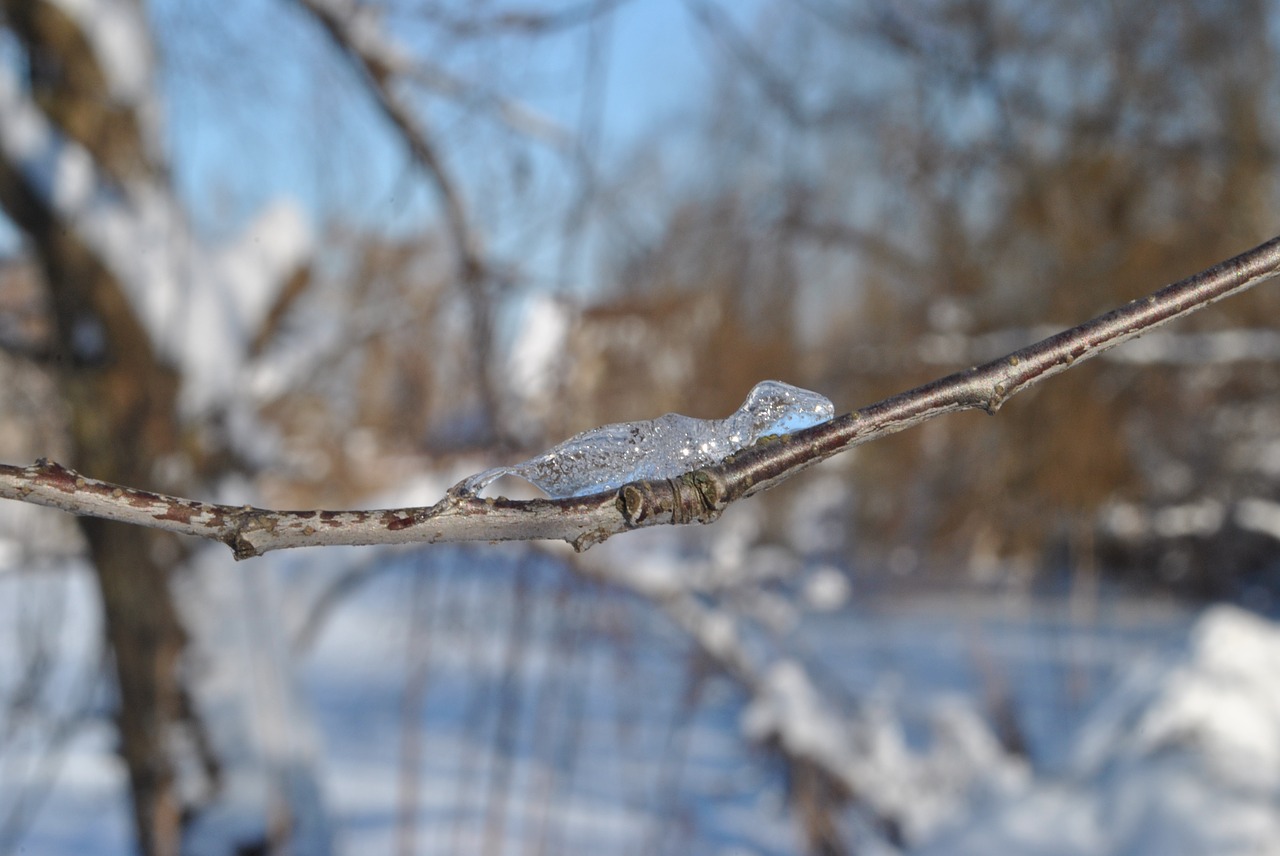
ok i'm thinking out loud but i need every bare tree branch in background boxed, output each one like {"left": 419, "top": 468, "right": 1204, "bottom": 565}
{"left": 780, "top": 204, "right": 923, "bottom": 279}
{"left": 683, "top": 0, "right": 810, "bottom": 125}
{"left": 298, "top": 0, "right": 505, "bottom": 435}
{"left": 2, "top": 234, "right": 1277, "bottom": 558}
{"left": 669, "top": 0, "right": 1280, "bottom": 583}
{"left": 419, "top": 0, "right": 637, "bottom": 38}
{"left": 401, "top": 60, "right": 578, "bottom": 153}
{"left": 560, "top": 543, "right": 863, "bottom": 852}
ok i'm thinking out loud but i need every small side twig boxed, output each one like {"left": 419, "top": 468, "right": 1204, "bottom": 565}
{"left": 2, "top": 235, "right": 1279, "bottom": 559}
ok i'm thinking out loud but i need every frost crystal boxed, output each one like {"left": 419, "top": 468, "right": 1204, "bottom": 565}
{"left": 458, "top": 380, "right": 835, "bottom": 498}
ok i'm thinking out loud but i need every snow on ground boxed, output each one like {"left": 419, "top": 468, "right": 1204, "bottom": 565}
{"left": 919, "top": 604, "right": 1280, "bottom": 856}
{"left": 3, "top": 539, "right": 1280, "bottom": 855}
{"left": 0, "top": 563, "right": 131, "bottom": 855}
{"left": 174, "top": 546, "right": 335, "bottom": 856}
{"left": 285, "top": 546, "right": 1204, "bottom": 855}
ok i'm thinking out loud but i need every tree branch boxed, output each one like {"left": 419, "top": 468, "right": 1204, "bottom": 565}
{"left": 296, "top": 0, "right": 503, "bottom": 430}
{"left": 3, "top": 235, "right": 1279, "bottom": 559}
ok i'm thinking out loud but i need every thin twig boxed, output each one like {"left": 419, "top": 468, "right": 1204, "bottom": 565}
{"left": 422, "top": 0, "right": 636, "bottom": 39}
{"left": 2, "top": 235, "right": 1279, "bottom": 558}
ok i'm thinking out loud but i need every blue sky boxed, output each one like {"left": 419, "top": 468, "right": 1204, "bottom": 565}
{"left": 0, "top": 0, "right": 760, "bottom": 271}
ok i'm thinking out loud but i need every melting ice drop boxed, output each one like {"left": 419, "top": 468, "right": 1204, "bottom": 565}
{"left": 456, "top": 380, "right": 835, "bottom": 499}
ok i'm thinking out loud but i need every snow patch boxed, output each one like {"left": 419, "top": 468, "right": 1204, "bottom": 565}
{"left": 1077, "top": 605, "right": 1280, "bottom": 787}
{"left": 925, "top": 605, "right": 1280, "bottom": 855}
{"left": 1151, "top": 499, "right": 1225, "bottom": 539}
{"left": 1101, "top": 499, "right": 1228, "bottom": 540}
{"left": 507, "top": 292, "right": 571, "bottom": 417}
{"left": 0, "top": 60, "right": 311, "bottom": 417}
{"left": 1236, "top": 498, "right": 1280, "bottom": 541}
{"left": 50, "top": 0, "right": 153, "bottom": 104}
{"left": 743, "top": 660, "right": 1028, "bottom": 847}
{"left": 802, "top": 565, "right": 851, "bottom": 611}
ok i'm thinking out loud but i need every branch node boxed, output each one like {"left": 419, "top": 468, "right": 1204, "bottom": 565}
{"left": 619, "top": 484, "right": 640, "bottom": 523}
{"left": 225, "top": 507, "right": 273, "bottom": 560}
{"left": 619, "top": 481, "right": 660, "bottom": 526}
{"left": 229, "top": 535, "right": 263, "bottom": 561}
{"left": 570, "top": 527, "right": 609, "bottom": 553}
{"left": 673, "top": 471, "right": 725, "bottom": 525}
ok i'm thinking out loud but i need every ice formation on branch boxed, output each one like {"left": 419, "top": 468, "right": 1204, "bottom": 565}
{"left": 457, "top": 380, "right": 835, "bottom": 498}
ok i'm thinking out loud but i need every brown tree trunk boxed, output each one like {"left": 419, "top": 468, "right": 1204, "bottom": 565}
{"left": 0, "top": 131, "right": 190, "bottom": 856}
{"left": 82, "top": 522, "right": 188, "bottom": 856}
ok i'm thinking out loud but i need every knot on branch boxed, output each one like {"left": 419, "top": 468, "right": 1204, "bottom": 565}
{"left": 618, "top": 471, "right": 725, "bottom": 529}
{"left": 618, "top": 481, "right": 661, "bottom": 526}
{"left": 224, "top": 506, "right": 271, "bottom": 560}
{"left": 676, "top": 470, "right": 726, "bottom": 525}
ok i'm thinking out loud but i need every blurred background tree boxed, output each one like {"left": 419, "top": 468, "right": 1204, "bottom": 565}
{"left": 593, "top": 0, "right": 1280, "bottom": 593}
{"left": 0, "top": 0, "right": 1278, "bottom": 854}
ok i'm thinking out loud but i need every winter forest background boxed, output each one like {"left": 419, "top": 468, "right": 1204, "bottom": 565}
{"left": 2, "top": 1, "right": 1280, "bottom": 854}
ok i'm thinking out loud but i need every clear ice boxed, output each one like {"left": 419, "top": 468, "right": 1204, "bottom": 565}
{"left": 457, "top": 380, "right": 835, "bottom": 498}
